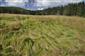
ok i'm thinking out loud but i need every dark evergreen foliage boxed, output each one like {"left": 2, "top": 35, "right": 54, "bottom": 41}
{"left": 0, "top": 7, "right": 30, "bottom": 14}
{"left": 36, "top": 2, "right": 85, "bottom": 17}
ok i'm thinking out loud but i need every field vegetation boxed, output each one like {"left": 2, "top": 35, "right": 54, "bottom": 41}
{"left": 0, "top": 14, "right": 85, "bottom": 56}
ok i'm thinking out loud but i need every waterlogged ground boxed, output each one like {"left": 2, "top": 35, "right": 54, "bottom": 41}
{"left": 0, "top": 14, "right": 85, "bottom": 56}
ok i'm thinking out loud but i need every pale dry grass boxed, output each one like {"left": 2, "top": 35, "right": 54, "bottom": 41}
{"left": 0, "top": 14, "right": 85, "bottom": 56}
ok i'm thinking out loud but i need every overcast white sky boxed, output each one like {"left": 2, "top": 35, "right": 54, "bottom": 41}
{"left": 0, "top": 0, "right": 84, "bottom": 10}
{"left": 37, "top": 0, "right": 83, "bottom": 6}
{"left": 4, "top": 0, "right": 83, "bottom": 6}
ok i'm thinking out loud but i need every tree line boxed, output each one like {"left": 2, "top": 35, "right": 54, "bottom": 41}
{"left": 0, "top": 2, "right": 85, "bottom": 17}
{"left": 35, "top": 2, "right": 85, "bottom": 17}
{"left": 0, "top": 7, "right": 30, "bottom": 14}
